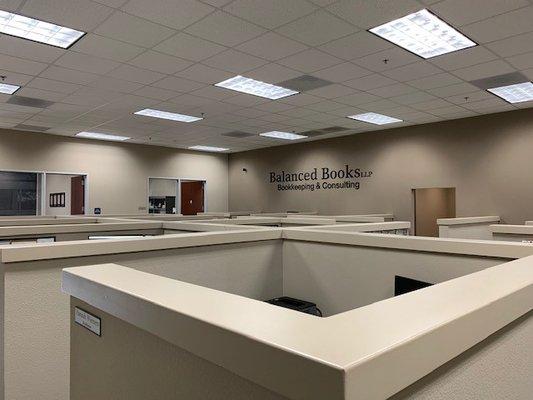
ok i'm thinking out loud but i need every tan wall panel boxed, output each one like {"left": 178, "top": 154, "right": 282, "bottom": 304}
{"left": 0, "top": 129, "right": 228, "bottom": 214}
{"left": 229, "top": 109, "right": 533, "bottom": 223}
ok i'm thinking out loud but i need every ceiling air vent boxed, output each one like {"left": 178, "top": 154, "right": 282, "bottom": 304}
{"left": 221, "top": 131, "right": 254, "bottom": 138}
{"left": 14, "top": 124, "right": 50, "bottom": 132}
{"left": 7, "top": 96, "right": 55, "bottom": 108}
{"left": 277, "top": 75, "right": 333, "bottom": 92}
{"left": 469, "top": 72, "right": 529, "bottom": 90}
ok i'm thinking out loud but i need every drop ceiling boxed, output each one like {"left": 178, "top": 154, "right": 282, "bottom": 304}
{"left": 0, "top": 0, "right": 532, "bottom": 153}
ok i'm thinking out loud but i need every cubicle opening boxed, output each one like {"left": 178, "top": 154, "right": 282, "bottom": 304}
{"left": 45, "top": 173, "right": 88, "bottom": 216}
{"left": 413, "top": 187, "right": 456, "bottom": 237}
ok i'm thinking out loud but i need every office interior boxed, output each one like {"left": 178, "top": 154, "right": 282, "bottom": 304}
{"left": 0, "top": 1, "right": 532, "bottom": 399}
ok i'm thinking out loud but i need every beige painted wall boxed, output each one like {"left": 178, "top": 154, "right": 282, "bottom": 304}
{"left": 0, "top": 129, "right": 228, "bottom": 214}
{"left": 229, "top": 109, "right": 533, "bottom": 224}
{"left": 45, "top": 174, "right": 76, "bottom": 216}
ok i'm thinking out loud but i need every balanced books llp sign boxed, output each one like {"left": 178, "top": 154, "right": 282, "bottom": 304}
{"left": 269, "top": 165, "right": 373, "bottom": 192}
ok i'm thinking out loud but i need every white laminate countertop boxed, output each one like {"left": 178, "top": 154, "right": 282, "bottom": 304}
{"left": 62, "top": 255, "right": 533, "bottom": 400}
{"left": 437, "top": 216, "right": 500, "bottom": 226}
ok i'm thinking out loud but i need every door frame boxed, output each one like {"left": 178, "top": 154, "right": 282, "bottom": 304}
{"left": 0, "top": 169, "right": 89, "bottom": 216}
{"left": 147, "top": 176, "right": 208, "bottom": 215}
{"left": 412, "top": 187, "right": 456, "bottom": 236}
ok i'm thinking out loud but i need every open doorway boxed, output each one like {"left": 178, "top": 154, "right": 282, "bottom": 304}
{"left": 180, "top": 180, "right": 205, "bottom": 215}
{"left": 45, "top": 173, "right": 87, "bottom": 216}
{"left": 413, "top": 187, "right": 456, "bottom": 237}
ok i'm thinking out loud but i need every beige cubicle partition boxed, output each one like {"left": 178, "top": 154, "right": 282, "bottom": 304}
{"left": 491, "top": 224, "right": 533, "bottom": 242}
{"left": 62, "top": 231, "right": 533, "bottom": 400}
{"left": 438, "top": 216, "right": 501, "bottom": 240}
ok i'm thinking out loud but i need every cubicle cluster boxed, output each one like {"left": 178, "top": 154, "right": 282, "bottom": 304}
{"left": 0, "top": 212, "right": 531, "bottom": 400}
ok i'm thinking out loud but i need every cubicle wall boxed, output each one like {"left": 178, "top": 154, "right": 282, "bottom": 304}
{"left": 438, "top": 216, "right": 500, "bottom": 240}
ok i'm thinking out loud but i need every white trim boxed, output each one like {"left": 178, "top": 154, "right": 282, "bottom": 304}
{"left": 148, "top": 176, "right": 208, "bottom": 215}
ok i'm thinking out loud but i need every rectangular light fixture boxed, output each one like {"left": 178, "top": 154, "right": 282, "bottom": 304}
{"left": 215, "top": 75, "right": 299, "bottom": 100}
{"left": 369, "top": 9, "right": 476, "bottom": 59}
{"left": 0, "top": 10, "right": 85, "bottom": 49}
{"left": 347, "top": 112, "right": 403, "bottom": 125}
{"left": 76, "top": 132, "right": 130, "bottom": 141}
{"left": 260, "top": 131, "right": 307, "bottom": 140}
{"left": 189, "top": 145, "right": 229, "bottom": 152}
{"left": 134, "top": 108, "right": 203, "bottom": 123}
{"left": 0, "top": 82, "right": 20, "bottom": 95}
{"left": 487, "top": 82, "right": 533, "bottom": 104}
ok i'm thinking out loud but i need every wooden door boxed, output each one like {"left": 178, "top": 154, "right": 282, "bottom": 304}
{"left": 414, "top": 188, "right": 455, "bottom": 237}
{"left": 180, "top": 181, "right": 204, "bottom": 215}
{"left": 71, "top": 176, "right": 85, "bottom": 215}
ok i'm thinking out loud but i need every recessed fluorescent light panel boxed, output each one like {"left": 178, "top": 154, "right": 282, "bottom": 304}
{"left": 215, "top": 75, "right": 299, "bottom": 100}
{"left": 0, "top": 10, "right": 85, "bottom": 48}
{"left": 487, "top": 82, "right": 533, "bottom": 104}
{"left": 189, "top": 145, "right": 229, "bottom": 152}
{"left": 260, "top": 131, "right": 307, "bottom": 140}
{"left": 76, "top": 132, "right": 130, "bottom": 141}
{"left": 348, "top": 112, "right": 403, "bottom": 125}
{"left": 0, "top": 82, "right": 20, "bottom": 95}
{"left": 369, "top": 9, "right": 476, "bottom": 59}
{"left": 134, "top": 108, "right": 203, "bottom": 123}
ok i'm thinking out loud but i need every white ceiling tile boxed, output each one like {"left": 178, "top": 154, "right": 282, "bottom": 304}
{"left": 185, "top": 11, "right": 266, "bottom": 47}
{"left": 411, "top": 99, "right": 454, "bottom": 111}
{"left": 486, "top": 32, "right": 533, "bottom": 58}
{"left": 39, "top": 66, "right": 99, "bottom": 85}
{"left": 222, "top": 93, "right": 269, "bottom": 106}
{"left": 202, "top": 49, "right": 268, "bottom": 73}
{"left": 0, "top": 0, "right": 24, "bottom": 12}
{"left": 308, "top": 0, "right": 338, "bottom": 6}
{"left": 190, "top": 85, "right": 236, "bottom": 100}
{"left": 307, "top": 84, "right": 358, "bottom": 99}
{"left": 236, "top": 32, "right": 308, "bottom": 61}
{"left": 327, "top": 0, "right": 421, "bottom": 29}
{"left": 94, "top": 11, "right": 176, "bottom": 47}
{"left": 353, "top": 48, "right": 420, "bottom": 72}
{"left": 246, "top": 63, "right": 301, "bottom": 83}
{"left": 133, "top": 86, "right": 179, "bottom": 101}
{"left": 128, "top": 51, "right": 192, "bottom": 74}
{"left": 279, "top": 93, "right": 322, "bottom": 106}
{"left": 0, "top": 69, "right": 34, "bottom": 86}
{"left": 426, "top": 82, "right": 479, "bottom": 97}
{"left": 462, "top": 6, "right": 533, "bottom": 43}
{"left": 313, "top": 62, "right": 371, "bottom": 82}
{"left": 151, "top": 76, "right": 205, "bottom": 92}
{"left": 343, "top": 74, "right": 398, "bottom": 90}
{"left": 255, "top": 102, "right": 297, "bottom": 113}
{"left": 154, "top": 33, "right": 226, "bottom": 62}
{"left": 28, "top": 77, "right": 81, "bottom": 94}
{"left": 452, "top": 60, "right": 516, "bottom": 81}
{"left": 305, "top": 100, "right": 350, "bottom": 112}
{"left": 223, "top": 0, "right": 317, "bottom": 29}
{"left": 278, "top": 49, "right": 343, "bottom": 73}
{"left": 390, "top": 91, "right": 438, "bottom": 105}
{"left": 382, "top": 62, "right": 442, "bottom": 82}
{"left": 429, "top": 46, "right": 498, "bottom": 71}
{"left": 427, "top": 104, "right": 467, "bottom": 117}
{"left": 431, "top": 0, "right": 529, "bottom": 26}
{"left": 88, "top": 77, "right": 144, "bottom": 93}
{"left": 367, "top": 83, "right": 418, "bottom": 97}
{"left": 446, "top": 90, "right": 493, "bottom": 105}
{"left": 54, "top": 52, "right": 120, "bottom": 74}
{"left": 462, "top": 97, "right": 509, "bottom": 111}
{"left": 73, "top": 34, "right": 145, "bottom": 62}
{"left": 522, "top": 67, "right": 533, "bottom": 81}
{"left": 107, "top": 64, "right": 166, "bottom": 84}
{"left": 201, "top": 0, "right": 233, "bottom": 6}
{"left": 16, "top": 87, "right": 67, "bottom": 102}
{"left": 506, "top": 52, "right": 533, "bottom": 70}
{"left": 358, "top": 98, "right": 401, "bottom": 111}
{"left": 21, "top": 0, "right": 113, "bottom": 31}
{"left": 0, "top": 35, "right": 65, "bottom": 63}
{"left": 176, "top": 64, "right": 234, "bottom": 84}
{"left": 0, "top": 54, "right": 48, "bottom": 76}
{"left": 93, "top": 0, "right": 128, "bottom": 7}
{"left": 335, "top": 92, "right": 381, "bottom": 106}
{"left": 319, "top": 31, "right": 393, "bottom": 60}
{"left": 121, "top": 0, "right": 214, "bottom": 29}
{"left": 407, "top": 73, "right": 463, "bottom": 90}
{"left": 276, "top": 10, "right": 357, "bottom": 46}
